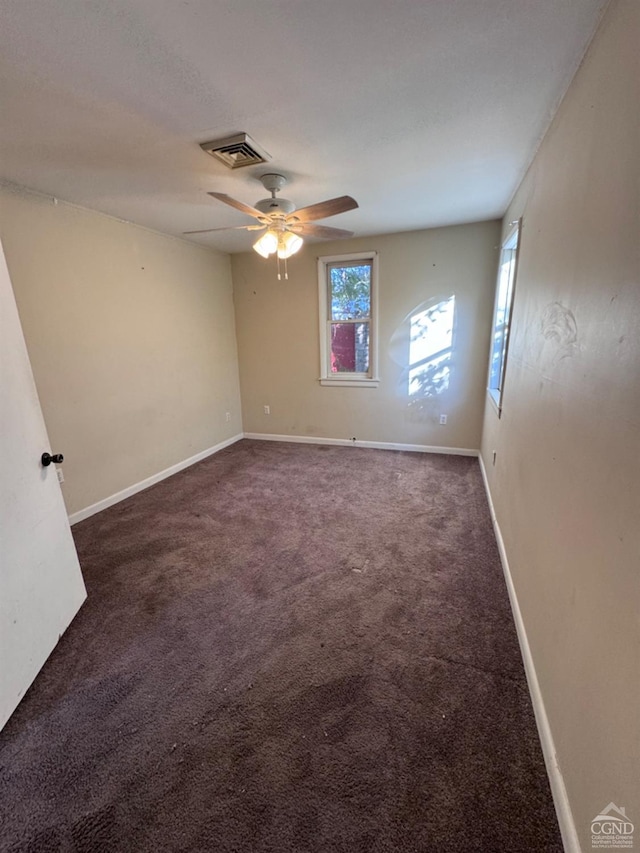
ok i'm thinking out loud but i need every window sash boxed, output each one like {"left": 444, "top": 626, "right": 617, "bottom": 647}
{"left": 329, "top": 320, "right": 370, "bottom": 374}
{"left": 326, "top": 260, "right": 373, "bottom": 322}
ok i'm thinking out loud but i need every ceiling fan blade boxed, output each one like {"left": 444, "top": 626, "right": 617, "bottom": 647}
{"left": 207, "top": 192, "right": 266, "bottom": 220}
{"left": 288, "top": 196, "right": 358, "bottom": 223}
{"left": 183, "top": 224, "right": 265, "bottom": 235}
{"left": 291, "top": 223, "right": 354, "bottom": 239}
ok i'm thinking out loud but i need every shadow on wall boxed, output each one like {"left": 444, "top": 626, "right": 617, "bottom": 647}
{"left": 390, "top": 295, "right": 456, "bottom": 416}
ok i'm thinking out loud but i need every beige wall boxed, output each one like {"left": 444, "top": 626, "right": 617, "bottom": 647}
{"left": 481, "top": 0, "right": 639, "bottom": 845}
{"left": 0, "top": 186, "right": 243, "bottom": 516}
{"left": 233, "top": 221, "right": 500, "bottom": 450}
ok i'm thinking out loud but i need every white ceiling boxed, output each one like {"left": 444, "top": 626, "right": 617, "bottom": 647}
{"left": 0, "top": 0, "right": 607, "bottom": 253}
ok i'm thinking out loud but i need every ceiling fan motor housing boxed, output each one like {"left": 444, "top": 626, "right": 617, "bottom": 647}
{"left": 255, "top": 197, "right": 296, "bottom": 216}
{"left": 255, "top": 174, "right": 295, "bottom": 216}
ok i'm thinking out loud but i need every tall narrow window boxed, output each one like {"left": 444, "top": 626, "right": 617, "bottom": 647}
{"left": 318, "top": 253, "right": 379, "bottom": 387}
{"left": 488, "top": 222, "right": 520, "bottom": 411}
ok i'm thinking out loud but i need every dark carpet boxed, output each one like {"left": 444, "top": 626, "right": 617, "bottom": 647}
{"left": 0, "top": 440, "right": 562, "bottom": 852}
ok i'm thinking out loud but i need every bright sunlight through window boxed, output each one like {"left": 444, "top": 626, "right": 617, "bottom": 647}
{"left": 488, "top": 222, "right": 519, "bottom": 411}
{"left": 408, "top": 296, "right": 455, "bottom": 399}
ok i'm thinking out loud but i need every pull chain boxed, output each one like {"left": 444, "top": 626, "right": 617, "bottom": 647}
{"left": 276, "top": 254, "right": 289, "bottom": 280}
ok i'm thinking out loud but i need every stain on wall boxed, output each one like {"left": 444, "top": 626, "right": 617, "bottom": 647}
{"left": 540, "top": 301, "right": 578, "bottom": 364}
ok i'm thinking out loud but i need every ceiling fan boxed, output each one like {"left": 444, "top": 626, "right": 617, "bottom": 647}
{"left": 184, "top": 174, "right": 358, "bottom": 276}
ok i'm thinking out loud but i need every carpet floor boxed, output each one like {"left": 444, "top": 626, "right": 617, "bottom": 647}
{"left": 0, "top": 440, "right": 562, "bottom": 852}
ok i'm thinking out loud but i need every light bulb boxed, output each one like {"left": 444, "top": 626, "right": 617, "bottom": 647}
{"left": 253, "top": 230, "right": 278, "bottom": 258}
{"left": 277, "top": 231, "right": 303, "bottom": 259}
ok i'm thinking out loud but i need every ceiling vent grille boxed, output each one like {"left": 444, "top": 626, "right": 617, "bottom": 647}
{"left": 199, "top": 133, "right": 271, "bottom": 169}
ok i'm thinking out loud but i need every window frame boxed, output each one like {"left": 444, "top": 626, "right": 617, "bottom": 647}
{"left": 317, "top": 251, "right": 379, "bottom": 387}
{"left": 487, "top": 220, "right": 521, "bottom": 414}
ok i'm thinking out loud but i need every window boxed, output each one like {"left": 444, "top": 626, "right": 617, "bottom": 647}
{"left": 318, "top": 252, "right": 379, "bottom": 387}
{"left": 488, "top": 222, "right": 520, "bottom": 412}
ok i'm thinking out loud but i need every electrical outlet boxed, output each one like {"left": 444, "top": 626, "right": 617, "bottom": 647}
{"left": 439, "top": 414, "right": 447, "bottom": 425}
{"left": 225, "top": 411, "right": 231, "bottom": 422}
{"left": 56, "top": 468, "right": 64, "bottom": 484}
{"left": 264, "top": 405, "right": 270, "bottom": 415}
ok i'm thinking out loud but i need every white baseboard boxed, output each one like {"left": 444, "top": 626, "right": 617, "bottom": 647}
{"left": 477, "top": 454, "right": 580, "bottom": 853}
{"left": 243, "top": 432, "right": 479, "bottom": 457}
{"left": 68, "top": 433, "right": 244, "bottom": 525}
{"left": 69, "top": 433, "right": 475, "bottom": 526}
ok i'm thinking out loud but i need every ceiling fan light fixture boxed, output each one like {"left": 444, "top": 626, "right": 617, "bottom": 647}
{"left": 277, "top": 231, "right": 303, "bottom": 259}
{"left": 253, "top": 230, "right": 279, "bottom": 258}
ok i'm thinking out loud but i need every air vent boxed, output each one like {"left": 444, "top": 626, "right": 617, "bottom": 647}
{"left": 199, "top": 133, "right": 271, "bottom": 169}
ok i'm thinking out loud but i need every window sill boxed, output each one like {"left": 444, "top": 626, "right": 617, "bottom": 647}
{"left": 319, "top": 377, "right": 380, "bottom": 388}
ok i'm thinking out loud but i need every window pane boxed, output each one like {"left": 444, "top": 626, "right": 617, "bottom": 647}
{"left": 489, "top": 241, "right": 517, "bottom": 393}
{"left": 329, "top": 264, "right": 371, "bottom": 320}
{"left": 489, "top": 325, "right": 505, "bottom": 389}
{"left": 330, "top": 322, "right": 370, "bottom": 373}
